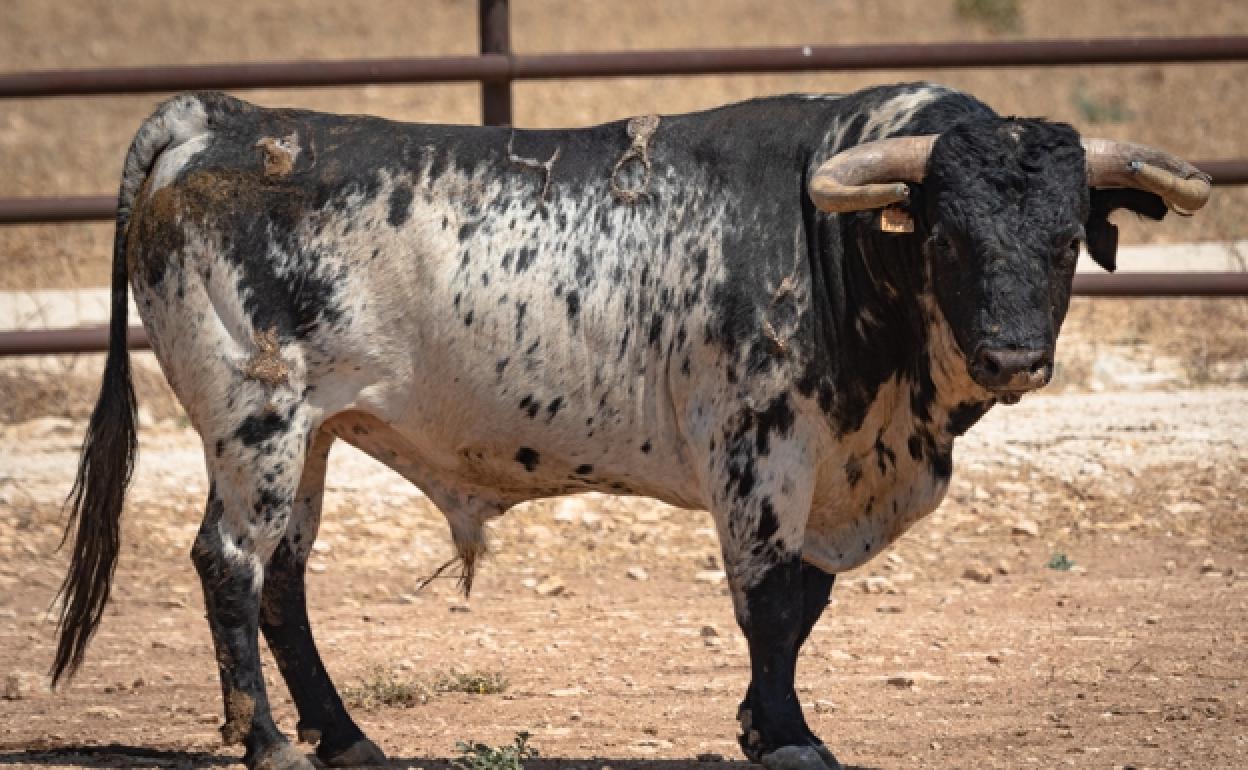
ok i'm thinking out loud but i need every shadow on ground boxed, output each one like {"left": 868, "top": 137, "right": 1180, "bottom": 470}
{"left": 0, "top": 745, "right": 881, "bottom": 770}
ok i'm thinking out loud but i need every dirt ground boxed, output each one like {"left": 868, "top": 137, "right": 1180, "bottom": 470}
{"left": 0, "top": 388, "right": 1245, "bottom": 770}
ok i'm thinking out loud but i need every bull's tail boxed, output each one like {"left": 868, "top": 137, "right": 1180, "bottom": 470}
{"left": 51, "top": 94, "right": 209, "bottom": 684}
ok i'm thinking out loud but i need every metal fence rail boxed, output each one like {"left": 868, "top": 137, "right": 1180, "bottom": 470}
{"left": 0, "top": 1, "right": 1244, "bottom": 358}
{"left": 2, "top": 36, "right": 1247, "bottom": 99}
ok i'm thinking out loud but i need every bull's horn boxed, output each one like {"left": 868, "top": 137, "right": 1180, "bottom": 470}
{"left": 1083, "top": 138, "right": 1212, "bottom": 213}
{"left": 808, "top": 135, "right": 937, "bottom": 213}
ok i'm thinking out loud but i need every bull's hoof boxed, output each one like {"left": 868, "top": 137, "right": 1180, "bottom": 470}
{"left": 252, "top": 742, "right": 316, "bottom": 770}
{"left": 319, "top": 737, "right": 387, "bottom": 767}
{"left": 761, "top": 745, "right": 842, "bottom": 770}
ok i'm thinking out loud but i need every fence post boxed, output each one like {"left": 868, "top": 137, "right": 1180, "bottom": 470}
{"left": 479, "top": 0, "right": 511, "bottom": 126}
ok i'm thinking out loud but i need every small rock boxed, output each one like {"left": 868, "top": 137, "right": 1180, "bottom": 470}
{"left": 633, "top": 738, "right": 673, "bottom": 750}
{"left": 1199, "top": 558, "right": 1218, "bottom": 574}
{"left": 860, "top": 576, "right": 893, "bottom": 594}
{"left": 930, "top": 741, "right": 942, "bottom": 751}
{"left": 1145, "top": 615, "right": 1161, "bottom": 625}
{"left": 535, "top": 576, "right": 566, "bottom": 597}
{"left": 312, "top": 540, "right": 332, "bottom": 554}
{"left": 886, "top": 671, "right": 945, "bottom": 689}
{"left": 626, "top": 566, "right": 648, "bottom": 581}
{"left": 995, "top": 559, "right": 1011, "bottom": 576}
{"left": 813, "top": 699, "right": 837, "bottom": 714}
{"left": 308, "top": 562, "right": 328, "bottom": 574}
{"left": 876, "top": 604, "right": 904, "bottom": 614}
{"left": 553, "top": 499, "right": 583, "bottom": 523}
{"left": 85, "top": 706, "right": 123, "bottom": 720}
{"left": 700, "top": 625, "right": 720, "bottom": 638}
{"left": 1164, "top": 560, "right": 1177, "bottom": 574}
{"left": 986, "top": 654, "right": 1004, "bottom": 665}
{"left": 1166, "top": 501, "right": 1203, "bottom": 516}
{"left": 549, "top": 687, "right": 587, "bottom": 698}
{"left": 1011, "top": 519, "right": 1039, "bottom": 537}
{"left": 696, "top": 752, "right": 724, "bottom": 762}
{"left": 694, "top": 570, "right": 726, "bottom": 585}
{"left": 962, "top": 564, "right": 993, "bottom": 583}
{"left": 4, "top": 672, "right": 32, "bottom": 700}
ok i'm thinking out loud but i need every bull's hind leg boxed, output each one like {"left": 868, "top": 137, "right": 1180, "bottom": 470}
{"left": 259, "top": 429, "right": 385, "bottom": 767}
{"left": 193, "top": 413, "right": 317, "bottom": 770}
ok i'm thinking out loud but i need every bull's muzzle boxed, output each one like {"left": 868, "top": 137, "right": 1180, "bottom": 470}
{"left": 971, "top": 346, "right": 1053, "bottom": 401}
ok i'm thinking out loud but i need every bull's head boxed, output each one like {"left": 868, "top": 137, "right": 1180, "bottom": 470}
{"left": 807, "top": 119, "right": 1211, "bottom": 401}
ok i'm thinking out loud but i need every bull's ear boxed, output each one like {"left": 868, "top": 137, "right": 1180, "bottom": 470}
{"left": 1086, "top": 188, "right": 1168, "bottom": 272}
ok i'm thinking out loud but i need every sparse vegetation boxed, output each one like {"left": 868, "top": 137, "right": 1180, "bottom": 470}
{"left": 342, "top": 666, "right": 431, "bottom": 710}
{"left": 343, "top": 666, "right": 508, "bottom": 710}
{"left": 435, "top": 668, "right": 509, "bottom": 695}
{"left": 1047, "top": 553, "right": 1075, "bottom": 571}
{"left": 453, "top": 732, "right": 539, "bottom": 770}
{"left": 953, "top": 0, "right": 1021, "bottom": 32}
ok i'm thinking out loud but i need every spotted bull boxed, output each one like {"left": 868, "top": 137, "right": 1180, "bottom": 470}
{"left": 54, "top": 83, "right": 1210, "bottom": 770}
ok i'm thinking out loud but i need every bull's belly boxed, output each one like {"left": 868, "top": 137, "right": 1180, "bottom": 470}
{"left": 802, "top": 460, "right": 950, "bottom": 573}
{"left": 323, "top": 391, "right": 706, "bottom": 516}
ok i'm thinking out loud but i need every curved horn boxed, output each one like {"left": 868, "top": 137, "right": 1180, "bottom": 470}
{"left": 1083, "top": 138, "right": 1212, "bottom": 213}
{"left": 808, "top": 135, "right": 938, "bottom": 213}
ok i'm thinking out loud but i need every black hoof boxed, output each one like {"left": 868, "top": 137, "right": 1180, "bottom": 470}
{"left": 761, "top": 745, "right": 841, "bottom": 770}
{"left": 318, "top": 737, "right": 387, "bottom": 767}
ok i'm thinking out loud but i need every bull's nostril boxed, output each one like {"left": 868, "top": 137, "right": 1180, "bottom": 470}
{"left": 976, "top": 347, "right": 1050, "bottom": 388}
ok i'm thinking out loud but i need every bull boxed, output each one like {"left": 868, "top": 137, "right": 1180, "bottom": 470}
{"left": 53, "top": 83, "right": 1210, "bottom": 770}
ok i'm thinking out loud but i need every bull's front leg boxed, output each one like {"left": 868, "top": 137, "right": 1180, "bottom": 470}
{"left": 733, "top": 559, "right": 833, "bottom": 768}
{"left": 709, "top": 409, "right": 841, "bottom": 770}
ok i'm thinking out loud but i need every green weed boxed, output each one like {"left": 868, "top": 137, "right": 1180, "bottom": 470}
{"left": 453, "top": 731, "right": 539, "bottom": 770}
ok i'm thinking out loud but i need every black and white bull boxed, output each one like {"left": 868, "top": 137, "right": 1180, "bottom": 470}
{"left": 53, "top": 83, "right": 1210, "bottom": 770}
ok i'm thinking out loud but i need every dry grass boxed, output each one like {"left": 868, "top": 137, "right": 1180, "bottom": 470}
{"left": 342, "top": 665, "right": 508, "bottom": 711}
{"left": 341, "top": 665, "right": 432, "bottom": 710}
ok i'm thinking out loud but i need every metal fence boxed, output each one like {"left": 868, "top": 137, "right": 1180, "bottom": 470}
{"left": 2, "top": 0, "right": 1246, "bottom": 355}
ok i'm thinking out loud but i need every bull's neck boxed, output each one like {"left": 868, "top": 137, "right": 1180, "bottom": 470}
{"left": 824, "top": 222, "right": 994, "bottom": 441}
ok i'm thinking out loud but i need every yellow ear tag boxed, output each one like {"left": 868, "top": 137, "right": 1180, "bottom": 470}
{"left": 878, "top": 206, "right": 914, "bottom": 233}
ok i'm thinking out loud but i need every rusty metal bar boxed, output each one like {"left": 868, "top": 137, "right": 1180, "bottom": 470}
{"left": 0, "top": 55, "right": 510, "bottom": 98}
{"left": 1072, "top": 272, "right": 1248, "bottom": 296}
{"left": 0, "top": 273, "right": 1243, "bottom": 357}
{"left": 2, "top": 160, "right": 1244, "bottom": 227}
{"left": 0, "top": 325, "right": 149, "bottom": 355}
{"left": 512, "top": 37, "right": 1248, "bottom": 79}
{"left": 0, "top": 195, "right": 116, "bottom": 224}
{"left": 2, "top": 36, "right": 1246, "bottom": 99}
{"left": 479, "top": 0, "right": 512, "bottom": 126}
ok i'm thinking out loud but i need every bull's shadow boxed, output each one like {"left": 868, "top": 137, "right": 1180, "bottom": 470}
{"left": 0, "top": 746, "right": 882, "bottom": 769}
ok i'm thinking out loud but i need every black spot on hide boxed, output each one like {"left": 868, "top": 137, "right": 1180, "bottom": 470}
{"left": 515, "top": 447, "right": 540, "bottom": 472}
{"left": 388, "top": 183, "right": 413, "bottom": 227}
